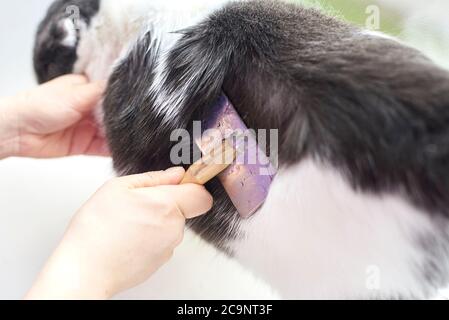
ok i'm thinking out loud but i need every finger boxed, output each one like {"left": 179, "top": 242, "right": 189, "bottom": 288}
{"left": 75, "top": 116, "right": 111, "bottom": 157}
{"left": 117, "top": 167, "right": 186, "bottom": 189}
{"left": 47, "top": 74, "right": 89, "bottom": 86}
{"left": 67, "top": 118, "right": 105, "bottom": 156}
{"left": 45, "top": 75, "right": 106, "bottom": 115}
{"left": 154, "top": 184, "right": 214, "bottom": 219}
{"left": 70, "top": 81, "right": 106, "bottom": 115}
{"left": 84, "top": 137, "right": 111, "bottom": 157}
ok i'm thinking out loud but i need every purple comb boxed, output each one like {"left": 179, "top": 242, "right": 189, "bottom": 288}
{"left": 196, "top": 94, "right": 277, "bottom": 218}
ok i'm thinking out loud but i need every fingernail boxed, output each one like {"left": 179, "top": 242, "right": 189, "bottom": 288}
{"left": 165, "top": 167, "right": 185, "bottom": 177}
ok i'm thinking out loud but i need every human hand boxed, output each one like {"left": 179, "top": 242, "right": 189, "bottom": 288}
{"left": 25, "top": 167, "right": 213, "bottom": 300}
{"left": 0, "top": 74, "right": 107, "bottom": 159}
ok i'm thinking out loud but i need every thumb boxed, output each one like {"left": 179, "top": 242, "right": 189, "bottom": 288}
{"left": 42, "top": 74, "right": 105, "bottom": 115}
{"left": 117, "top": 167, "right": 186, "bottom": 189}
{"left": 68, "top": 80, "right": 106, "bottom": 115}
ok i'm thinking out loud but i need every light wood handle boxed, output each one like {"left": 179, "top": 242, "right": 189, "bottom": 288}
{"left": 181, "top": 140, "right": 236, "bottom": 185}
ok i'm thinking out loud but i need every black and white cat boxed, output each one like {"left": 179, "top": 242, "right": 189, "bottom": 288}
{"left": 33, "top": 0, "right": 449, "bottom": 299}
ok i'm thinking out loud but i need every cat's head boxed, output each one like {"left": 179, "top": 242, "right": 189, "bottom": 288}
{"left": 33, "top": 0, "right": 99, "bottom": 83}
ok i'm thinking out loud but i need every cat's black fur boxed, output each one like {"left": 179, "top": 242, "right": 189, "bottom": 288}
{"left": 104, "top": 1, "right": 449, "bottom": 247}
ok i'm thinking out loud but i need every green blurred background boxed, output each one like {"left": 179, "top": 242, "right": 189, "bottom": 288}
{"left": 292, "top": 0, "right": 449, "bottom": 69}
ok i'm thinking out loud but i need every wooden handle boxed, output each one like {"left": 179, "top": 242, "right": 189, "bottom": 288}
{"left": 181, "top": 139, "right": 236, "bottom": 185}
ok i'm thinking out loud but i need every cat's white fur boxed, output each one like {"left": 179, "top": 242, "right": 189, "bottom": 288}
{"left": 69, "top": 0, "right": 228, "bottom": 125}
{"left": 58, "top": 0, "right": 445, "bottom": 298}
{"left": 71, "top": 0, "right": 228, "bottom": 81}
{"left": 232, "top": 159, "right": 441, "bottom": 299}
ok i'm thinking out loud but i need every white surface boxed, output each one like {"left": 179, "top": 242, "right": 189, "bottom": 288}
{"left": 0, "top": 1, "right": 276, "bottom": 300}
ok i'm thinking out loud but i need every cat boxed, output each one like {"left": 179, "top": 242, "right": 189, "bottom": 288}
{"left": 34, "top": 0, "right": 449, "bottom": 299}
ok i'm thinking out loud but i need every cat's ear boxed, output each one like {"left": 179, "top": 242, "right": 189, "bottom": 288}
{"left": 33, "top": 0, "right": 100, "bottom": 83}
{"left": 34, "top": 16, "right": 79, "bottom": 83}
{"left": 58, "top": 17, "right": 84, "bottom": 48}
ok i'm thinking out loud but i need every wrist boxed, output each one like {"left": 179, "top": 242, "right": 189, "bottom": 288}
{"left": 0, "top": 96, "right": 21, "bottom": 159}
